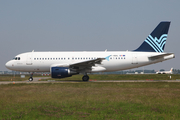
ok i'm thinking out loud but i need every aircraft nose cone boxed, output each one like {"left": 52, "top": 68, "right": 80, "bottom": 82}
{"left": 5, "top": 61, "right": 12, "bottom": 69}
{"left": 5, "top": 62, "right": 10, "bottom": 69}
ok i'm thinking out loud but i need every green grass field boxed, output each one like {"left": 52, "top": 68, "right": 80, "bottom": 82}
{"left": 0, "top": 75, "right": 28, "bottom": 81}
{"left": 0, "top": 82, "right": 180, "bottom": 119}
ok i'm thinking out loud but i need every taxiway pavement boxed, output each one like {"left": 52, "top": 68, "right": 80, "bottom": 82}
{"left": 0, "top": 77, "right": 180, "bottom": 85}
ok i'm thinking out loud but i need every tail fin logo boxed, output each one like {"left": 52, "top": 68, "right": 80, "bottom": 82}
{"left": 145, "top": 34, "right": 167, "bottom": 52}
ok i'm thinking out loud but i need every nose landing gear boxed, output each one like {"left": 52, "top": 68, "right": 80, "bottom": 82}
{"left": 29, "top": 72, "right": 34, "bottom": 81}
{"left": 29, "top": 77, "right": 33, "bottom": 81}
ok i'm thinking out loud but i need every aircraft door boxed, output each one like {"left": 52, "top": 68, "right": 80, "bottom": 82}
{"left": 132, "top": 54, "right": 138, "bottom": 64}
{"left": 26, "top": 54, "right": 32, "bottom": 65}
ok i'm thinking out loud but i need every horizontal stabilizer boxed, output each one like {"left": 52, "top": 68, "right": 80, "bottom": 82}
{"left": 148, "top": 53, "right": 175, "bottom": 60}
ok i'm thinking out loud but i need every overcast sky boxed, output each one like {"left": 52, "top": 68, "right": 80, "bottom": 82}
{"left": 0, "top": 1, "right": 180, "bottom": 71}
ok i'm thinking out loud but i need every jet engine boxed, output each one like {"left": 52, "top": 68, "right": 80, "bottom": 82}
{"left": 51, "top": 67, "right": 78, "bottom": 78}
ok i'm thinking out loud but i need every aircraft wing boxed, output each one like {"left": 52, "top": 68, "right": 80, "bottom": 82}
{"left": 69, "top": 58, "right": 105, "bottom": 71}
{"left": 148, "top": 53, "right": 174, "bottom": 61}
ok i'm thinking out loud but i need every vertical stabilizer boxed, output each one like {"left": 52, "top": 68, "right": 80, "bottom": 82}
{"left": 135, "top": 22, "right": 170, "bottom": 52}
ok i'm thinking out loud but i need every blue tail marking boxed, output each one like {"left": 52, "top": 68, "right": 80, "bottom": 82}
{"left": 134, "top": 21, "right": 170, "bottom": 52}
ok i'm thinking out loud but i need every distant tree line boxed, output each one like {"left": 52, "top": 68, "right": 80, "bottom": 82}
{"left": 96, "top": 69, "right": 180, "bottom": 74}
{"left": 173, "top": 69, "right": 180, "bottom": 74}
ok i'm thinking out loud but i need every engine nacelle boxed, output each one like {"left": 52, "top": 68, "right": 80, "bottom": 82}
{"left": 51, "top": 67, "right": 78, "bottom": 78}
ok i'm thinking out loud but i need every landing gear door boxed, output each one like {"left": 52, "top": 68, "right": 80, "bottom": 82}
{"left": 26, "top": 54, "right": 32, "bottom": 65}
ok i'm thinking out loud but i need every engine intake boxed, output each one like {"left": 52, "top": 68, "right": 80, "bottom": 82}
{"left": 51, "top": 67, "right": 78, "bottom": 78}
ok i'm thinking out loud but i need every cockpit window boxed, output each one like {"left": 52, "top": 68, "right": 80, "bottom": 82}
{"left": 13, "top": 57, "right": 20, "bottom": 60}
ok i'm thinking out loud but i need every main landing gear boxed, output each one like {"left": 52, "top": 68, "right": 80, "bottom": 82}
{"left": 82, "top": 75, "right": 89, "bottom": 81}
{"left": 29, "top": 72, "right": 34, "bottom": 82}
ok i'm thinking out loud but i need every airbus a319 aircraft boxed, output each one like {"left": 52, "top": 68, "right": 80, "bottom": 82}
{"left": 5, "top": 22, "right": 175, "bottom": 81}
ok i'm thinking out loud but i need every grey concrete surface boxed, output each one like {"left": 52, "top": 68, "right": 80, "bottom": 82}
{"left": 0, "top": 77, "right": 180, "bottom": 85}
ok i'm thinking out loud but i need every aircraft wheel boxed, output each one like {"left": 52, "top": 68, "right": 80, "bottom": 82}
{"left": 29, "top": 77, "right": 33, "bottom": 81}
{"left": 82, "top": 75, "right": 89, "bottom": 81}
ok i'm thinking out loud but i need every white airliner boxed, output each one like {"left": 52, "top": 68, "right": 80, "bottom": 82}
{"left": 156, "top": 68, "right": 173, "bottom": 74}
{"left": 5, "top": 22, "right": 175, "bottom": 81}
